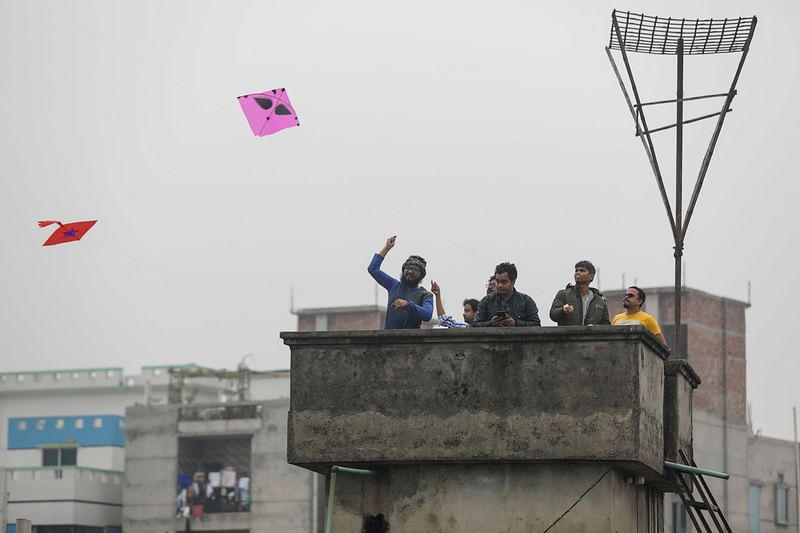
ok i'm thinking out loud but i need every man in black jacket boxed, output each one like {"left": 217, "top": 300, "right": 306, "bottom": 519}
{"left": 474, "top": 262, "right": 540, "bottom": 327}
{"left": 549, "top": 260, "right": 610, "bottom": 326}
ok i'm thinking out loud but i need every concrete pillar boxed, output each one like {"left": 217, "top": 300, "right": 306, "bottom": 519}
{"left": 283, "top": 327, "right": 689, "bottom": 532}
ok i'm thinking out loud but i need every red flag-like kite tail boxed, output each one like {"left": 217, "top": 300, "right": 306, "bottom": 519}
{"left": 39, "top": 220, "right": 97, "bottom": 246}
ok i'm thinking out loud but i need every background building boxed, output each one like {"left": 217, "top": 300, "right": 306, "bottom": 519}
{"left": 605, "top": 286, "right": 798, "bottom": 533}
{"left": 0, "top": 365, "right": 300, "bottom": 533}
{"left": 122, "top": 398, "right": 320, "bottom": 533}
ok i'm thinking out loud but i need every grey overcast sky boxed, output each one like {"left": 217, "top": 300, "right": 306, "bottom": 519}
{"left": 1, "top": 1, "right": 797, "bottom": 439}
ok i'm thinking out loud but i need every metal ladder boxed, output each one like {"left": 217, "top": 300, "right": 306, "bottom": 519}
{"left": 665, "top": 449, "right": 732, "bottom": 532}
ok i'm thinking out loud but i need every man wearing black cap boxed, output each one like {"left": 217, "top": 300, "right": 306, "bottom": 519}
{"left": 549, "top": 260, "right": 610, "bottom": 326}
{"left": 368, "top": 235, "right": 433, "bottom": 329}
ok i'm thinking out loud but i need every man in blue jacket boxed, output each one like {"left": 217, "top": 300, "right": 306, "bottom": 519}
{"left": 368, "top": 235, "right": 433, "bottom": 329}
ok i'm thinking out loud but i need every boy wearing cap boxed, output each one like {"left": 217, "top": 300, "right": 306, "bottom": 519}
{"left": 549, "top": 260, "right": 610, "bottom": 326}
{"left": 368, "top": 235, "right": 433, "bottom": 329}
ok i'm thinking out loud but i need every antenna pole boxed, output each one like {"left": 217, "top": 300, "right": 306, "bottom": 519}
{"left": 674, "top": 37, "right": 685, "bottom": 358}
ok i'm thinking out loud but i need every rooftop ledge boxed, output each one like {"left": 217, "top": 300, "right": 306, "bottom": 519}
{"left": 282, "top": 327, "right": 695, "bottom": 485}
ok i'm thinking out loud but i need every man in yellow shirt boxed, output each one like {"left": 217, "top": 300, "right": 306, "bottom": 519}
{"left": 611, "top": 286, "right": 667, "bottom": 346}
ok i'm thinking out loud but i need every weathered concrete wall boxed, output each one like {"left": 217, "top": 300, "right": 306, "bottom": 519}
{"left": 605, "top": 287, "right": 748, "bottom": 426}
{"left": 329, "top": 463, "right": 661, "bottom": 533}
{"left": 284, "top": 327, "right": 669, "bottom": 480}
{"left": 123, "top": 405, "right": 180, "bottom": 532}
{"left": 663, "top": 360, "right": 699, "bottom": 463}
{"left": 123, "top": 400, "right": 319, "bottom": 533}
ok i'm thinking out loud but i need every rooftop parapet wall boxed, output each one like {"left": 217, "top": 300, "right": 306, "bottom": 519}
{"left": 282, "top": 327, "right": 671, "bottom": 479}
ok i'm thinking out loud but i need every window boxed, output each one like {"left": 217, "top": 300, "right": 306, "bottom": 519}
{"left": 89, "top": 371, "right": 97, "bottom": 379}
{"left": 72, "top": 372, "right": 81, "bottom": 380}
{"left": 17, "top": 420, "right": 27, "bottom": 430}
{"left": 118, "top": 418, "right": 125, "bottom": 429}
{"left": 750, "top": 484, "right": 761, "bottom": 533}
{"left": 672, "top": 501, "right": 688, "bottom": 533}
{"left": 42, "top": 447, "right": 77, "bottom": 467}
{"left": 178, "top": 435, "right": 253, "bottom": 514}
{"left": 36, "top": 419, "right": 46, "bottom": 430}
{"left": 93, "top": 417, "right": 103, "bottom": 428}
{"left": 74, "top": 418, "right": 84, "bottom": 429}
{"left": 56, "top": 419, "right": 65, "bottom": 429}
{"left": 42, "top": 448, "right": 59, "bottom": 466}
{"left": 54, "top": 372, "right": 62, "bottom": 381}
{"left": 153, "top": 368, "right": 162, "bottom": 376}
{"left": 61, "top": 448, "right": 77, "bottom": 465}
{"left": 17, "top": 374, "right": 25, "bottom": 382}
{"left": 106, "top": 370, "right": 115, "bottom": 378}
{"left": 776, "top": 484, "right": 790, "bottom": 525}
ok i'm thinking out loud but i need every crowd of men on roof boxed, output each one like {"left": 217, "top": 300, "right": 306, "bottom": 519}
{"left": 368, "top": 236, "right": 667, "bottom": 347}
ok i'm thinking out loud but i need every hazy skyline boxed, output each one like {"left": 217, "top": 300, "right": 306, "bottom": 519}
{"left": 1, "top": 0, "right": 798, "bottom": 440}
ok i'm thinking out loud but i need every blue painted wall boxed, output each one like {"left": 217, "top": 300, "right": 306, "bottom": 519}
{"left": 6, "top": 525, "right": 16, "bottom": 533}
{"left": 8, "top": 415, "right": 124, "bottom": 449}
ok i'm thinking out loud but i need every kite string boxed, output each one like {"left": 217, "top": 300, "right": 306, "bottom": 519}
{"left": 40, "top": 1, "right": 232, "bottom": 119}
{"left": 43, "top": 0, "right": 352, "bottom": 185}
{"left": 541, "top": 467, "right": 613, "bottom": 533}
{"left": 81, "top": 240, "right": 205, "bottom": 285}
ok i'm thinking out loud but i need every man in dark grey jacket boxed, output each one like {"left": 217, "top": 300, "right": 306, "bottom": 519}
{"left": 474, "top": 262, "right": 540, "bottom": 327}
{"left": 549, "top": 260, "right": 610, "bottom": 326}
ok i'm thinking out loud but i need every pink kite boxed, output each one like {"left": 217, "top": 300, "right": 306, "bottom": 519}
{"left": 237, "top": 88, "right": 299, "bottom": 136}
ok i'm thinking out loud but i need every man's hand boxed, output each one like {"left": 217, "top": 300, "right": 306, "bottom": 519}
{"left": 489, "top": 314, "right": 505, "bottom": 326}
{"left": 430, "top": 281, "right": 441, "bottom": 296}
{"left": 392, "top": 298, "right": 409, "bottom": 310}
{"left": 379, "top": 235, "right": 397, "bottom": 257}
{"left": 490, "top": 313, "right": 516, "bottom": 327}
{"left": 562, "top": 304, "right": 574, "bottom": 314}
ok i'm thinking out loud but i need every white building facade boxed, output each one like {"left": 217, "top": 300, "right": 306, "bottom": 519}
{"left": 1, "top": 364, "right": 279, "bottom": 533}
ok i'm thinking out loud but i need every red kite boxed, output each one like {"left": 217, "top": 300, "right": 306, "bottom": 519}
{"left": 39, "top": 220, "right": 97, "bottom": 246}
{"left": 237, "top": 88, "right": 299, "bottom": 136}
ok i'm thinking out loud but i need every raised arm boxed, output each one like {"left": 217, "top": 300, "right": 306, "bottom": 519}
{"left": 431, "top": 281, "right": 446, "bottom": 317}
{"left": 368, "top": 235, "right": 399, "bottom": 290}
{"left": 378, "top": 235, "right": 396, "bottom": 257}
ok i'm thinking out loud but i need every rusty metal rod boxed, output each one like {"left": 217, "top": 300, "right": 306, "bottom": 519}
{"left": 675, "top": 37, "right": 684, "bottom": 359}
{"left": 611, "top": 13, "right": 678, "bottom": 241}
{"left": 636, "top": 109, "right": 732, "bottom": 136}
{"left": 665, "top": 461, "right": 730, "bottom": 480}
{"left": 325, "top": 466, "right": 380, "bottom": 533}
{"left": 636, "top": 91, "right": 734, "bottom": 108}
{"left": 681, "top": 17, "right": 757, "bottom": 241}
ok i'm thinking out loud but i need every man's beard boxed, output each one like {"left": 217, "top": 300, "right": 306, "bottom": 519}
{"left": 401, "top": 275, "right": 419, "bottom": 288}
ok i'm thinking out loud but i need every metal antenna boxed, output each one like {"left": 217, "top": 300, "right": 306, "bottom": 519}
{"left": 606, "top": 10, "right": 757, "bottom": 359}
